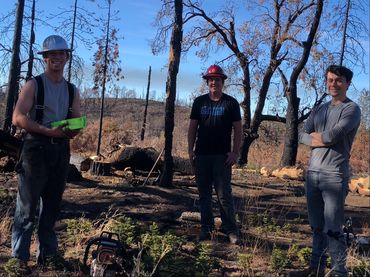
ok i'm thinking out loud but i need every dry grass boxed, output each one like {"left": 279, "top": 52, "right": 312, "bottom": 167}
{"left": 72, "top": 98, "right": 370, "bottom": 174}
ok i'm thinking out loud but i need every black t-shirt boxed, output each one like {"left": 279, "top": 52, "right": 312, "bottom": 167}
{"left": 190, "top": 93, "right": 241, "bottom": 155}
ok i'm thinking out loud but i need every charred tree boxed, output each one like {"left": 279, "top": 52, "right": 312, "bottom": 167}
{"left": 339, "top": 0, "right": 351, "bottom": 66}
{"left": 3, "top": 0, "right": 25, "bottom": 133}
{"left": 141, "top": 66, "right": 151, "bottom": 141}
{"left": 281, "top": 0, "right": 323, "bottom": 166}
{"left": 159, "top": 0, "right": 183, "bottom": 188}
{"left": 96, "top": 0, "right": 111, "bottom": 157}
{"left": 67, "top": 0, "right": 78, "bottom": 82}
{"left": 25, "top": 0, "right": 36, "bottom": 81}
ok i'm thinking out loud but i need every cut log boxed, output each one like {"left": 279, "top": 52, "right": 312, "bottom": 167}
{"left": 178, "top": 211, "right": 222, "bottom": 228}
{"left": 260, "top": 167, "right": 272, "bottom": 177}
{"left": 349, "top": 176, "right": 370, "bottom": 196}
{"left": 271, "top": 166, "right": 305, "bottom": 180}
{"left": 90, "top": 160, "right": 112, "bottom": 176}
{"left": 349, "top": 179, "right": 359, "bottom": 193}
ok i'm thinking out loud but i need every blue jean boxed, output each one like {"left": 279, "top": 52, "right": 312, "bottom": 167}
{"left": 194, "top": 155, "right": 237, "bottom": 234}
{"left": 12, "top": 138, "right": 70, "bottom": 262}
{"left": 305, "top": 171, "right": 349, "bottom": 277}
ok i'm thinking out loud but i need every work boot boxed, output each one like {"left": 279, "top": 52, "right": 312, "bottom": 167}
{"left": 228, "top": 232, "right": 239, "bottom": 245}
{"left": 198, "top": 228, "right": 212, "bottom": 241}
{"left": 38, "top": 253, "right": 68, "bottom": 271}
{"left": 289, "top": 266, "right": 325, "bottom": 277}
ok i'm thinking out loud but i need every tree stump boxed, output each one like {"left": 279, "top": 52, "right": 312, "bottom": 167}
{"left": 90, "top": 160, "right": 111, "bottom": 176}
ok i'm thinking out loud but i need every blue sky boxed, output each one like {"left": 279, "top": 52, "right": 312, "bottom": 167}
{"left": 1, "top": 0, "right": 369, "bottom": 104}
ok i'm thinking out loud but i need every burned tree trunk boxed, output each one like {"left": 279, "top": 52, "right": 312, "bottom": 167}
{"left": 141, "top": 66, "right": 151, "bottom": 141}
{"left": 25, "top": 0, "right": 36, "bottom": 81}
{"left": 159, "top": 0, "right": 183, "bottom": 188}
{"left": 67, "top": 0, "right": 78, "bottom": 82}
{"left": 281, "top": 0, "right": 323, "bottom": 166}
{"left": 3, "top": 0, "right": 25, "bottom": 133}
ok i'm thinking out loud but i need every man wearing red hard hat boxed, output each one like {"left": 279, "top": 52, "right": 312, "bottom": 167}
{"left": 188, "top": 64, "right": 242, "bottom": 244}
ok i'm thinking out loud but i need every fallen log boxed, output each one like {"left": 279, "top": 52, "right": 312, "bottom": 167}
{"left": 0, "top": 129, "right": 22, "bottom": 158}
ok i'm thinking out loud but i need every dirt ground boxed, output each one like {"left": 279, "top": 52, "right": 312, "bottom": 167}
{"left": 0, "top": 166, "right": 369, "bottom": 276}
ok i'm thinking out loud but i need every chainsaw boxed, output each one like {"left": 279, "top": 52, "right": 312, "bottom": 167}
{"left": 83, "top": 231, "right": 126, "bottom": 277}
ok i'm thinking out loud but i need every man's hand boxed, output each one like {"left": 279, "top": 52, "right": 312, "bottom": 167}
{"left": 62, "top": 128, "right": 80, "bottom": 139}
{"left": 310, "top": 132, "right": 326, "bottom": 147}
{"left": 48, "top": 124, "right": 79, "bottom": 139}
{"left": 225, "top": 152, "right": 238, "bottom": 166}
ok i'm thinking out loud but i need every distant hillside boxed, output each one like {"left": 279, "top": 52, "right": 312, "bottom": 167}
{"left": 1, "top": 95, "right": 368, "bottom": 173}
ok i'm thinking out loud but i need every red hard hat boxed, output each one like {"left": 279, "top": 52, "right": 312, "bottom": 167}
{"left": 202, "top": 64, "right": 227, "bottom": 80}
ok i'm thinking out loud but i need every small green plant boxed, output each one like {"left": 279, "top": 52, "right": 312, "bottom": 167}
{"left": 138, "top": 223, "right": 183, "bottom": 275}
{"left": 109, "top": 215, "right": 136, "bottom": 246}
{"left": 281, "top": 223, "right": 294, "bottom": 233}
{"left": 4, "top": 258, "right": 26, "bottom": 276}
{"left": 65, "top": 218, "right": 92, "bottom": 243}
{"left": 297, "top": 247, "right": 312, "bottom": 265}
{"left": 247, "top": 213, "right": 259, "bottom": 227}
{"left": 238, "top": 253, "right": 254, "bottom": 275}
{"left": 0, "top": 187, "right": 13, "bottom": 207}
{"left": 350, "top": 258, "right": 370, "bottom": 276}
{"left": 141, "top": 223, "right": 181, "bottom": 263}
{"left": 195, "top": 242, "right": 214, "bottom": 276}
{"left": 271, "top": 245, "right": 291, "bottom": 272}
{"left": 287, "top": 243, "right": 300, "bottom": 260}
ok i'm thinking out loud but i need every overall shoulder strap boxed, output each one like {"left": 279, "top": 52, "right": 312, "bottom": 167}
{"left": 66, "top": 82, "right": 74, "bottom": 119}
{"left": 34, "top": 75, "right": 44, "bottom": 124}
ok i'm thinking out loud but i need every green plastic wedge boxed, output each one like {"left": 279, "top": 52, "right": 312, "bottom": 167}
{"left": 51, "top": 115, "right": 87, "bottom": 130}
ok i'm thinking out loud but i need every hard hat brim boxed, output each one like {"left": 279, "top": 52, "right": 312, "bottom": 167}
{"left": 202, "top": 73, "right": 227, "bottom": 80}
{"left": 37, "top": 49, "right": 73, "bottom": 55}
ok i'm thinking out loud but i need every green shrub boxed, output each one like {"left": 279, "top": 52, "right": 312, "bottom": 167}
{"left": 350, "top": 258, "right": 370, "bottom": 276}
{"left": 297, "top": 247, "right": 312, "bottom": 265}
{"left": 238, "top": 253, "right": 253, "bottom": 273}
{"left": 195, "top": 242, "right": 215, "bottom": 276}
{"left": 271, "top": 246, "right": 291, "bottom": 272}
{"left": 141, "top": 223, "right": 181, "bottom": 262}
{"left": 0, "top": 187, "right": 13, "bottom": 207}
{"left": 65, "top": 218, "right": 92, "bottom": 243}
{"left": 139, "top": 223, "right": 183, "bottom": 275}
{"left": 4, "top": 258, "right": 25, "bottom": 277}
{"left": 109, "top": 215, "right": 136, "bottom": 246}
{"left": 287, "top": 243, "right": 300, "bottom": 260}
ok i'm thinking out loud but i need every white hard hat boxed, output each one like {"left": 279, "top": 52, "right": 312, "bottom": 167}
{"left": 37, "top": 35, "right": 72, "bottom": 54}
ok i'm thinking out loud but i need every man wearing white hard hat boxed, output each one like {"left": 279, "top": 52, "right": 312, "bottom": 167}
{"left": 11, "top": 35, "right": 81, "bottom": 272}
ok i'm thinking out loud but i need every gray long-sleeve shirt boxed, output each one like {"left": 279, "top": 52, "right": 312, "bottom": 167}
{"left": 299, "top": 98, "right": 361, "bottom": 177}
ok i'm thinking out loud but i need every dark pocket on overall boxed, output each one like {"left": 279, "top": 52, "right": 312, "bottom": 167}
{"left": 19, "top": 140, "right": 46, "bottom": 173}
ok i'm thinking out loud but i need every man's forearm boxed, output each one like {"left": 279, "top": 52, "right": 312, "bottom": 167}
{"left": 13, "top": 114, "right": 51, "bottom": 136}
{"left": 310, "top": 132, "right": 328, "bottom": 147}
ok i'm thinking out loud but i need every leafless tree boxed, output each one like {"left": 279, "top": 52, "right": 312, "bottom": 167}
{"left": 48, "top": 0, "right": 97, "bottom": 84}
{"left": 158, "top": 0, "right": 183, "bottom": 188}
{"left": 3, "top": 0, "right": 25, "bottom": 133}
{"left": 25, "top": 0, "right": 36, "bottom": 82}
{"left": 280, "top": 0, "right": 323, "bottom": 166}
{"left": 141, "top": 66, "right": 152, "bottom": 141}
{"left": 176, "top": 1, "right": 323, "bottom": 166}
